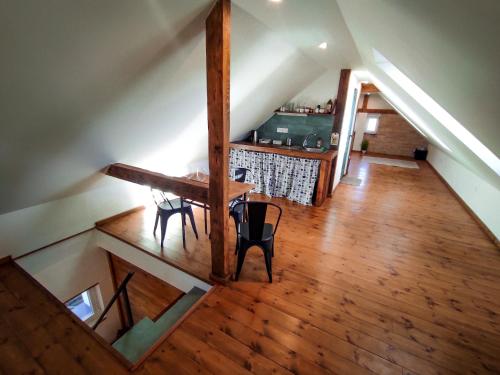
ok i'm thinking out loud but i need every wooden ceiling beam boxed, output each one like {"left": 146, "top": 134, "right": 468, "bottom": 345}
{"left": 361, "top": 83, "right": 380, "bottom": 94}
{"left": 105, "top": 163, "right": 208, "bottom": 203}
{"left": 206, "top": 0, "right": 231, "bottom": 283}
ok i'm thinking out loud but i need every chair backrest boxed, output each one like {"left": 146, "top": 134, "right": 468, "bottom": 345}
{"left": 232, "top": 167, "right": 250, "bottom": 183}
{"left": 151, "top": 188, "right": 174, "bottom": 209}
{"left": 233, "top": 201, "right": 282, "bottom": 240}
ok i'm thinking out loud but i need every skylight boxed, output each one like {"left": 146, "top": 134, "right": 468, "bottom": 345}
{"left": 373, "top": 49, "right": 500, "bottom": 175}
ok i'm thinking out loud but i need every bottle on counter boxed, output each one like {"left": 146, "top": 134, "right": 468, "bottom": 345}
{"left": 326, "top": 99, "right": 333, "bottom": 113}
{"left": 252, "top": 130, "right": 258, "bottom": 144}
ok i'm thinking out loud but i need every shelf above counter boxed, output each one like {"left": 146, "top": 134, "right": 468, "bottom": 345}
{"left": 274, "top": 110, "right": 333, "bottom": 117}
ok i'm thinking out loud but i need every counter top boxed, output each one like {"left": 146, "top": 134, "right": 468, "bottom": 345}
{"left": 230, "top": 142, "right": 337, "bottom": 161}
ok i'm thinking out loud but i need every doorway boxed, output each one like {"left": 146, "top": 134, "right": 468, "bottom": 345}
{"left": 341, "top": 88, "right": 358, "bottom": 176}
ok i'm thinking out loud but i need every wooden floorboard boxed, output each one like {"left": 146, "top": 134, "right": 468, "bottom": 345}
{"left": 0, "top": 261, "right": 132, "bottom": 375}
{"left": 2, "top": 153, "right": 499, "bottom": 374}
{"left": 150, "top": 154, "right": 498, "bottom": 375}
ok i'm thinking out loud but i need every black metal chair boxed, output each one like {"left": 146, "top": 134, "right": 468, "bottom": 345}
{"left": 151, "top": 189, "right": 198, "bottom": 249}
{"left": 233, "top": 167, "right": 250, "bottom": 183}
{"left": 229, "top": 167, "right": 251, "bottom": 224}
{"left": 233, "top": 201, "right": 282, "bottom": 283}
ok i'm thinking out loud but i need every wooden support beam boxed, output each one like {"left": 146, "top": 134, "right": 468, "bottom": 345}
{"left": 361, "top": 83, "right": 379, "bottom": 94}
{"left": 206, "top": 0, "right": 231, "bottom": 282}
{"left": 332, "top": 69, "right": 351, "bottom": 134}
{"left": 105, "top": 163, "right": 208, "bottom": 203}
{"left": 362, "top": 94, "right": 369, "bottom": 111}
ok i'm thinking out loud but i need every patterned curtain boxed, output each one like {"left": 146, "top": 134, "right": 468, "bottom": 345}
{"left": 229, "top": 149, "right": 321, "bottom": 205}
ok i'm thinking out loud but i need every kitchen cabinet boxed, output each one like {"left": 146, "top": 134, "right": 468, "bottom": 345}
{"left": 230, "top": 142, "right": 337, "bottom": 206}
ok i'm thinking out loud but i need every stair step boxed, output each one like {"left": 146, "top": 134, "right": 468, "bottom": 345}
{"left": 155, "top": 287, "right": 205, "bottom": 332}
{"left": 112, "top": 287, "right": 205, "bottom": 364}
{"left": 112, "top": 318, "right": 154, "bottom": 363}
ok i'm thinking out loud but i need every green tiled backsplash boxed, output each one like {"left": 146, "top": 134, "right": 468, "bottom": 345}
{"left": 256, "top": 114, "right": 334, "bottom": 148}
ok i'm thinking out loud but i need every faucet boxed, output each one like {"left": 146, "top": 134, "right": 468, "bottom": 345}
{"left": 302, "top": 132, "right": 318, "bottom": 148}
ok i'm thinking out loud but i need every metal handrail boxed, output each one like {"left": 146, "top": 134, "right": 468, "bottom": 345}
{"left": 92, "top": 272, "right": 134, "bottom": 331}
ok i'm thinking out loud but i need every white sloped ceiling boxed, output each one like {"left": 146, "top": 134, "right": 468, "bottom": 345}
{"left": 5, "top": 0, "right": 494, "bottom": 221}
{"left": 336, "top": 0, "right": 500, "bottom": 187}
{"left": 0, "top": 1, "right": 325, "bottom": 215}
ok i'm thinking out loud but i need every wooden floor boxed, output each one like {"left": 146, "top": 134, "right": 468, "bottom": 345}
{"left": 0, "top": 260, "right": 130, "bottom": 375}
{"left": 2, "top": 153, "right": 500, "bottom": 374}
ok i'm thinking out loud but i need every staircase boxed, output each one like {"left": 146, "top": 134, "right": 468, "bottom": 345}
{"left": 112, "top": 287, "right": 206, "bottom": 363}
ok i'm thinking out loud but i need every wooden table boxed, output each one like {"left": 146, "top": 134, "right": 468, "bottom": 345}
{"left": 183, "top": 172, "right": 255, "bottom": 201}
{"left": 105, "top": 163, "right": 256, "bottom": 238}
{"left": 183, "top": 172, "right": 255, "bottom": 234}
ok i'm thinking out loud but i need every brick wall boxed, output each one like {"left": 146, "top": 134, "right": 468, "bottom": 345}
{"left": 363, "top": 114, "right": 427, "bottom": 157}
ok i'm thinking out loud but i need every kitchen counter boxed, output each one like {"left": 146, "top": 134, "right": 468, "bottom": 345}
{"left": 229, "top": 142, "right": 338, "bottom": 206}
{"left": 230, "top": 142, "right": 337, "bottom": 162}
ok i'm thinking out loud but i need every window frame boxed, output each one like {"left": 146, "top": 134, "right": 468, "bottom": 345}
{"left": 365, "top": 114, "right": 380, "bottom": 134}
{"left": 64, "top": 283, "right": 104, "bottom": 326}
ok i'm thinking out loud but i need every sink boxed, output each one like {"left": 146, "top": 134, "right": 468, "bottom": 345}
{"left": 277, "top": 145, "right": 302, "bottom": 150}
{"left": 277, "top": 145, "right": 325, "bottom": 153}
{"left": 303, "top": 147, "right": 326, "bottom": 153}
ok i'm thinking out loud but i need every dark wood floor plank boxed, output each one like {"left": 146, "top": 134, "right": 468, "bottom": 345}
{"left": 200, "top": 288, "right": 402, "bottom": 375}
{"left": 183, "top": 313, "right": 294, "bottom": 375}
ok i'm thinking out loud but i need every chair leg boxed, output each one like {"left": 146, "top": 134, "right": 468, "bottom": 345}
{"left": 153, "top": 211, "right": 160, "bottom": 236}
{"left": 160, "top": 214, "right": 169, "bottom": 248}
{"left": 264, "top": 250, "right": 272, "bottom": 283}
{"left": 235, "top": 247, "right": 248, "bottom": 281}
{"left": 181, "top": 212, "right": 186, "bottom": 250}
{"left": 187, "top": 208, "right": 199, "bottom": 239}
{"left": 231, "top": 213, "right": 240, "bottom": 254}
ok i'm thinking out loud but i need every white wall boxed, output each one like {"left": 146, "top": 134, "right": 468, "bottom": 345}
{"left": 95, "top": 231, "right": 211, "bottom": 293}
{"left": 289, "top": 68, "right": 340, "bottom": 108}
{"left": 16, "top": 231, "right": 122, "bottom": 343}
{"left": 0, "top": 181, "right": 146, "bottom": 259}
{"left": 363, "top": 93, "right": 392, "bottom": 109}
{"left": 427, "top": 145, "right": 500, "bottom": 240}
{"left": 352, "top": 112, "right": 368, "bottom": 151}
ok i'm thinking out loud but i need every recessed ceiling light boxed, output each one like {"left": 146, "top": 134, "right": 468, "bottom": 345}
{"left": 318, "top": 42, "right": 328, "bottom": 49}
{"left": 269, "top": 0, "right": 282, "bottom": 3}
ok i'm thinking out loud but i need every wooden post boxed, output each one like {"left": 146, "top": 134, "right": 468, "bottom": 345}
{"left": 332, "top": 69, "right": 351, "bottom": 134}
{"left": 206, "top": 0, "right": 231, "bottom": 282}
